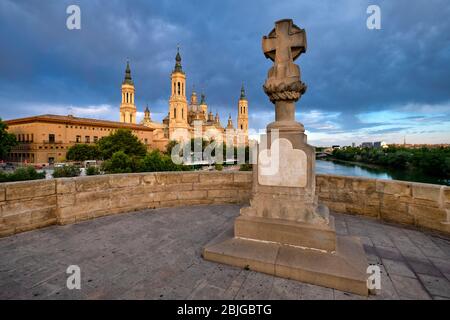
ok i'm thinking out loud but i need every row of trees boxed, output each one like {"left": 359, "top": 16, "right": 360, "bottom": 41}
{"left": 0, "top": 118, "right": 17, "bottom": 160}
{"left": 66, "top": 129, "right": 187, "bottom": 174}
{"left": 332, "top": 146, "right": 450, "bottom": 178}
{"left": 67, "top": 131, "right": 252, "bottom": 173}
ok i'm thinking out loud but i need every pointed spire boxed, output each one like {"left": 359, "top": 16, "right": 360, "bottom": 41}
{"left": 173, "top": 45, "right": 183, "bottom": 73}
{"left": 200, "top": 93, "right": 206, "bottom": 104}
{"left": 123, "top": 59, "right": 134, "bottom": 85}
{"left": 227, "top": 113, "right": 234, "bottom": 129}
{"left": 240, "top": 83, "right": 246, "bottom": 100}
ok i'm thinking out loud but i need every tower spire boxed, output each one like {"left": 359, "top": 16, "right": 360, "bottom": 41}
{"left": 123, "top": 59, "right": 133, "bottom": 85}
{"left": 240, "top": 83, "right": 246, "bottom": 100}
{"left": 174, "top": 44, "right": 183, "bottom": 73}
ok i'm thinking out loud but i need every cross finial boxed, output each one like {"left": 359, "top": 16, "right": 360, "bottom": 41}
{"left": 262, "top": 19, "right": 307, "bottom": 104}
{"left": 262, "top": 19, "right": 306, "bottom": 64}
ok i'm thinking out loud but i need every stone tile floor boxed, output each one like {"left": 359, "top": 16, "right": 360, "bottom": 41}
{"left": 0, "top": 204, "right": 450, "bottom": 300}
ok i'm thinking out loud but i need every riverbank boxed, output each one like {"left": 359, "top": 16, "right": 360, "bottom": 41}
{"left": 316, "top": 158, "right": 450, "bottom": 186}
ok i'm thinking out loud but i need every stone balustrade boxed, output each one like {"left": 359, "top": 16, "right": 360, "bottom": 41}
{"left": 0, "top": 172, "right": 449, "bottom": 237}
{"left": 316, "top": 174, "right": 450, "bottom": 234}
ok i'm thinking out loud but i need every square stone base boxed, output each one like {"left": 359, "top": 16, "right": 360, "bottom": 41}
{"left": 203, "top": 226, "right": 369, "bottom": 296}
{"left": 235, "top": 215, "right": 336, "bottom": 252}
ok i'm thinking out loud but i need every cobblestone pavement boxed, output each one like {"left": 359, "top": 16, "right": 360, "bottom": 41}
{"left": 1, "top": 204, "right": 449, "bottom": 300}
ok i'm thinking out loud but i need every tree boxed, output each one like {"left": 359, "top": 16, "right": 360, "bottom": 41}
{"left": 165, "top": 140, "right": 179, "bottom": 155}
{"left": 0, "top": 166, "right": 45, "bottom": 182}
{"left": 102, "top": 151, "right": 141, "bottom": 173}
{"left": 97, "top": 129, "right": 147, "bottom": 159}
{"left": 52, "top": 165, "right": 81, "bottom": 178}
{"left": 66, "top": 144, "right": 100, "bottom": 161}
{"left": 140, "top": 150, "right": 186, "bottom": 172}
{"left": 0, "top": 118, "right": 18, "bottom": 160}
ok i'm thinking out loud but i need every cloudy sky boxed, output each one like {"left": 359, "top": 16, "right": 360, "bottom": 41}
{"left": 0, "top": 0, "right": 449, "bottom": 146}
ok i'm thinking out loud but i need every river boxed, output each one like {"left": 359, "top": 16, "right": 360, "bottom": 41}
{"left": 316, "top": 159, "right": 450, "bottom": 186}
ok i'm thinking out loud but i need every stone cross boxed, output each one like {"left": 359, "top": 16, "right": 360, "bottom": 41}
{"left": 262, "top": 19, "right": 307, "bottom": 104}
{"left": 262, "top": 19, "right": 306, "bottom": 65}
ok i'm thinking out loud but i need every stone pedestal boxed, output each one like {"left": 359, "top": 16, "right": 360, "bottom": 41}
{"left": 203, "top": 19, "right": 368, "bottom": 296}
{"left": 203, "top": 132, "right": 369, "bottom": 295}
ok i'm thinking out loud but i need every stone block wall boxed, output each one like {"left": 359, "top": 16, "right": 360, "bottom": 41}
{"left": 1, "top": 172, "right": 449, "bottom": 237}
{"left": 0, "top": 172, "right": 252, "bottom": 237}
{"left": 0, "top": 180, "right": 58, "bottom": 237}
{"left": 316, "top": 174, "right": 450, "bottom": 234}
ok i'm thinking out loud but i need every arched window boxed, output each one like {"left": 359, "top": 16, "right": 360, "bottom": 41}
{"left": 241, "top": 124, "right": 243, "bottom": 130}
{"left": 174, "top": 107, "right": 177, "bottom": 118}
{"left": 130, "top": 114, "right": 132, "bottom": 123}
{"left": 173, "top": 82, "right": 176, "bottom": 94}
{"left": 182, "top": 108, "right": 184, "bottom": 119}
{"left": 177, "top": 82, "right": 181, "bottom": 95}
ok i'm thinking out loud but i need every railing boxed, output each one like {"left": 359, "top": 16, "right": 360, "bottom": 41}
{"left": 42, "top": 140, "right": 64, "bottom": 144}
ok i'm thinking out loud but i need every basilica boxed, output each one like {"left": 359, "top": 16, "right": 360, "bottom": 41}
{"left": 3, "top": 49, "right": 249, "bottom": 164}
{"left": 119, "top": 49, "right": 249, "bottom": 146}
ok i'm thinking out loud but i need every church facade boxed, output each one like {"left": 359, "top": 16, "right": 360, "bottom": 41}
{"left": 119, "top": 49, "right": 249, "bottom": 146}
{"left": 3, "top": 49, "right": 248, "bottom": 165}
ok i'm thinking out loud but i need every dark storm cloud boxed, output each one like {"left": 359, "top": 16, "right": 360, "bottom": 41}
{"left": 0, "top": 0, "right": 449, "bottom": 143}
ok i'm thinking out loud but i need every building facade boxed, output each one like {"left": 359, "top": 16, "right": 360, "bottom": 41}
{"left": 4, "top": 115, "right": 154, "bottom": 164}
{"left": 4, "top": 49, "right": 249, "bottom": 164}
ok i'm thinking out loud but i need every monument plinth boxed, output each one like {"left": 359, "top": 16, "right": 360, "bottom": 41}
{"left": 203, "top": 19, "right": 369, "bottom": 296}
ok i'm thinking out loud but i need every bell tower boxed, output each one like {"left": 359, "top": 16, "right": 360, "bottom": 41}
{"left": 120, "top": 60, "right": 137, "bottom": 124}
{"left": 237, "top": 84, "right": 249, "bottom": 139}
{"left": 168, "top": 47, "right": 189, "bottom": 141}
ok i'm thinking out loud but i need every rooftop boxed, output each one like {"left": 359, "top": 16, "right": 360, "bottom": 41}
{"left": 0, "top": 204, "right": 449, "bottom": 300}
{"left": 4, "top": 114, "right": 154, "bottom": 131}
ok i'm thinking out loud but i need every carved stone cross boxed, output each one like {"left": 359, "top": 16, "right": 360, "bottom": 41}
{"left": 262, "top": 19, "right": 306, "bottom": 65}
{"left": 262, "top": 19, "right": 307, "bottom": 103}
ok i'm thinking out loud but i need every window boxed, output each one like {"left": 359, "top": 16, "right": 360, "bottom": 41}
{"left": 177, "top": 82, "right": 180, "bottom": 95}
{"left": 30, "top": 134, "right": 34, "bottom": 142}
{"left": 174, "top": 107, "right": 177, "bottom": 118}
{"left": 93, "top": 136, "right": 98, "bottom": 143}
{"left": 182, "top": 108, "right": 184, "bottom": 119}
{"left": 49, "top": 134, "right": 55, "bottom": 143}
{"left": 85, "top": 136, "right": 90, "bottom": 143}
{"left": 130, "top": 114, "right": 133, "bottom": 123}
{"left": 144, "top": 138, "right": 148, "bottom": 145}
{"left": 26, "top": 134, "right": 29, "bottom": 142}
{"left": 76, "top": 135, "right": 81, "bottom": 143}
{"left": 241, "top": 124, "right": 243, "bottom": 130}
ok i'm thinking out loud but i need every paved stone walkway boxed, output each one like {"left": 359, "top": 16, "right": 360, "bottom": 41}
{"left": 1, "top": 204, "right": 450, "bottom": 300}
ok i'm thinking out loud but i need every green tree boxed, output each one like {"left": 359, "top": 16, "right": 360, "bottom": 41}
{"left": 102, "top": 151, "right": 142, "bottom": 173}
{"left": 0, "top": 166, "right": 45, "bottom": 183}
{"left": 165, "top": 140, "right": 179, "bottom": 155}
{"left": 52, "top": 165, "right": 81, "bottom": 178}
{"left": 86, "top": 166, "right": 101, "bottom": 176}
{"left": 140, "top": 150, "right": 187, "bottom": 172}
{"left": 0, "top": 118, "right": 18, "bottom": 160}
{"left": 97, "top": 129, "right": 147, "bottom": 160}
{"left": 66, "top": 144, "right": 100, "bottom": 161}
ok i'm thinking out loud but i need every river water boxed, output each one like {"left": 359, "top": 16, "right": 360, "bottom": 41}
{"left": 316, "top": 159, "right": 450, "bottom": 186}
